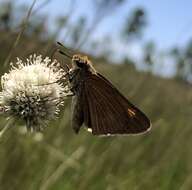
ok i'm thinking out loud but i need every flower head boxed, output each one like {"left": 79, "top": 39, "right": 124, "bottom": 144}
{"left": 0, "top": 54, "right": 69, "bottom": 131}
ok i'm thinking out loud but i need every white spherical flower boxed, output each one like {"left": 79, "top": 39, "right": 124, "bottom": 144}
{"left": 0, "top": 54, "right": 69, "bottom": 132}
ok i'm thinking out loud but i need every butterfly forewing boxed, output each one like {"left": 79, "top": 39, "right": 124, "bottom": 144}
{"left": 83, "top": 73, "right": 151, "bottom": 135}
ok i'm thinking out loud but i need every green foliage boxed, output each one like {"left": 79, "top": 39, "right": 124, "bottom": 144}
{"left": 171, "top": 41, "right": 192, "bottom": 81}
{"left": 0, "top": 1, "right": 13, "bottom": 30}
{"left": 185, "top": 40, "right": 192, "bottom": 76}
{"left": 123, "top": 56, "right": 136, "bottom": 70}
{"left": 122, "top": 8, "right": 147, "bottom": 41}
{"left": 70, "top": 17, "right": 87, "bottom": 47}
{"left": 94, "top": 0, "right": 125, "bottom": 17}
{"left": 170, "top": 47, "right": 186, "bottom": 80}
{"left": 143, "top": 41, "right": 155, "bottom": 70}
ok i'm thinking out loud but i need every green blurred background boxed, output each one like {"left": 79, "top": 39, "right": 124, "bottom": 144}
{"left": 0, "top": 0, "right": 192, "bottom": 190}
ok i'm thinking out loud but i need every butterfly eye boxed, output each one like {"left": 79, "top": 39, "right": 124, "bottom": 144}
{"left": 76, "top": 61, "right": 84, "bottom": 68}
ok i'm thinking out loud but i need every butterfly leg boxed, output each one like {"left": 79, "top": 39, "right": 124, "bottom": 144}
{"left": 64, "top": 92, "right": 75, "bottom": 97}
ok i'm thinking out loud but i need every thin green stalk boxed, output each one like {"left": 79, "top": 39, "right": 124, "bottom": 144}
{"left": 0, "top": 118, "right": 14, "bottom": 138}
{"left": 3, "top": 0, "right": 36, "bottom": 67}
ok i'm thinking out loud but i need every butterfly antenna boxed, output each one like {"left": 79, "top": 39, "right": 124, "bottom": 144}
{"left": 58, "top": 50, "right": 72, "bottom": 59}
{"left": 57, "top": 41, "right": 65, "bottom": 47}
{"left": 56, "top": 42, "right": 73, "bottom": 74}
{"left": 57, "top": 42, "right": 73, "bottom": 58}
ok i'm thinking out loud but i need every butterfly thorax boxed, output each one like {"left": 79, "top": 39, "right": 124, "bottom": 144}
{"left": 69, "top": 55, "right": 96, "bottom": 96}
{"left": 72, "top": 54, "right": 96, "bottom": 74}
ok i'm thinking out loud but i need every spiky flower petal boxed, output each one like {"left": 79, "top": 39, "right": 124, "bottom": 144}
{"left": 0, "top": 54, "right": 69, "bottom": 131}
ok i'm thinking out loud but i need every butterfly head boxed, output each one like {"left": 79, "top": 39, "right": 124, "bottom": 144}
{"left": 72, "top": 54, "right": 91, "bottom": 69}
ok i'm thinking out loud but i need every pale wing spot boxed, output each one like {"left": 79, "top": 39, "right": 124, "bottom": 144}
{"left": 87, "top": 128, "right": 92, "bottom": 133}
{"left": 128, "top": 108, "right": 136, "bottom": 117}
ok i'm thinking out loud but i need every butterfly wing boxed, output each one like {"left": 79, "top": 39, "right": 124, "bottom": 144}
{"left": 82, "top": 73, "right": 151, "bottom": 135}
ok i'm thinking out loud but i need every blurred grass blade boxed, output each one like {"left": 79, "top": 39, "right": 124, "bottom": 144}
{"left": 0, "top": 118, "right": 14, "bottom": 138}
{"left": 3, "top": 0, "right": 36, "bottom": 67}
{"left": 40, "top": 147, "right": 84, "bottom": 190}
